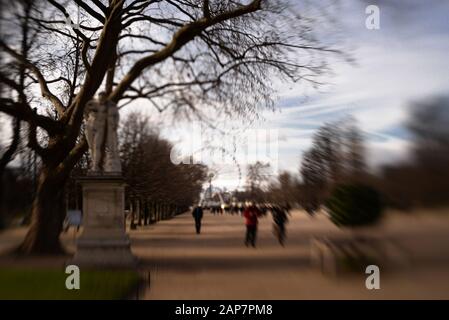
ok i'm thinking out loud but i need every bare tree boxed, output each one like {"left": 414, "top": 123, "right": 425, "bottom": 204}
{"left": 0, "top": 118, "right": 21, "bottom": 177}
{"left": 380, "top": 96, "right": 449, "bottom": 208}
{"left": 407, "top": 96, "right": 449, "bottom": 164}
{"left": 246, "top": 161, "right": 270, "bottom": 201}
{"left": 344, "top": 117, "right": 366, "bottom": 180}
{"left": 0, "top": 0, "right": 340, "bottom": 254}
{"left": 300, "top": 147, "right": 326, "bottom": 212}
{"left": 314, "top": 122, "right": 344, "bottom": 184}
{"left": 299, "top": 118, "right": 366, "bottom": 211}
{"left": 266, "top": 171, "right": 299, "bottom": 206}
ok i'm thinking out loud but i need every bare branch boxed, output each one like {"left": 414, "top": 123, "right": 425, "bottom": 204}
{"left": 0, "top": 98, "right": 62, "bottom": 134}
{"left": 72, "top": 0, "right": 106, "bottom": 24}
{"left": 0, "top": 40, "right": 66, "bottom": 115}
{"left": 0, "top": 118, "right": 21, "bottom": 173}
{"left": 57, "top": 136, "right": 88, "bottom": 176}
{"left": 203, "top": 0, "right": 211, "bottom": 18}
{"left": 112, "top": 0, "right": 262, "bottom": 101}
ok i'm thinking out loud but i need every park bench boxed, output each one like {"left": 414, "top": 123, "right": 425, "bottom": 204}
{"left": 63, "top": 209, "right": 82, "bottom": 235}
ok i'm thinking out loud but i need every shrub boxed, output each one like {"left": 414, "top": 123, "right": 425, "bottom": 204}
{"left": 326, "top": 184, "right": 384, "bottom": 227}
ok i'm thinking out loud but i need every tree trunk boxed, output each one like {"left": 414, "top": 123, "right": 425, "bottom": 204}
{"left": 143, "top": 200, "right": 148, "bottom": 226}
{"left": 18, "top": 166, "right": 67, "bottom": 255}
{"left": 137, "top": 198, "right": 142, "bottom": 226}
{"left": 150, "top": 201, "right": 155, "bottom": 224}
{"left": 130, "top": 199, "right": 136, "bottom": 230}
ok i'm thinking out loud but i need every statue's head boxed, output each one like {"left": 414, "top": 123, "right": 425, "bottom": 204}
{"left": 98, "top": 91, "right": 107, "bottom": 103}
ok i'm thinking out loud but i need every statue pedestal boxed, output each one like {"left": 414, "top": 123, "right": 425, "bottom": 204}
{"left": 71, "top": 175, "right": 137, "bottom": 269}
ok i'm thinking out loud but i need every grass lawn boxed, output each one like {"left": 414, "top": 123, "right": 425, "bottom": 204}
{"left": 0, "top": 267, "right": 140, "bottom": 299}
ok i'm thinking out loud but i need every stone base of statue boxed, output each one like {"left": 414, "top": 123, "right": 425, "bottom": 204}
{"left": 71, "top": 175, "right": 137, "bottom": 269}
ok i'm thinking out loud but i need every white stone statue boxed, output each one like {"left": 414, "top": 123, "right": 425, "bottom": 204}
{"left": 85, "top": 92, "right": 121, "bottom": 174}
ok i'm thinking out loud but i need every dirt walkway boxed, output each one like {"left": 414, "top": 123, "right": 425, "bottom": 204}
{"left": 2, "top": 209, "right": 449, "bottom": 298}
{"left": 131, "top": 210, "right": 449, "bottom": 299}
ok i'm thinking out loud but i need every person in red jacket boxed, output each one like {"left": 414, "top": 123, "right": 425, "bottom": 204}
{"left": 243, "top": 204, "right": 261, "bottom": 247}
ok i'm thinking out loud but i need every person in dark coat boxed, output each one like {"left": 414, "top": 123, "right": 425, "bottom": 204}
{"left": 271, "top": 205, "right": 289, "bottom": 246}
{"left": 192, "top": 205, "right": 204, "bottom": 234}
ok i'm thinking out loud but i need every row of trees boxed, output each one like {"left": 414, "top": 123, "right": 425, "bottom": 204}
{"left": 243, "top": 96, "right": 449, "bottom": 212}
{"left": 2, "top": 110, "right": 208, "bottom": 229}
{"left": 120, "top": 112, "right": 208, "bottom": 226}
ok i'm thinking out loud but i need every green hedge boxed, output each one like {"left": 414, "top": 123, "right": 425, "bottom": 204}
{"left": 326, "top": 184, "right": 384, "bottom": 227}
{"left": 0, "top": 268, "right": 140, "bottom": 300}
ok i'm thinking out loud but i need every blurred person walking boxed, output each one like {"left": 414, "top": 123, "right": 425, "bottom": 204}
{"left": 243, "top": 204, "right": 261, "bottom": 247}
{"left": 192, "top": 205, "right": 204, "bottom": 234}
{"left": 271, "top": 205, "right": 289, "bottom": 246}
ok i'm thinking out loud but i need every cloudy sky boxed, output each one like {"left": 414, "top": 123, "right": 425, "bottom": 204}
{"left": 267, "top": 0, "right": 449, "bottom": 171}
{"left": 1, "top": 1, "right": 447, "bottom": 190}
{"left": 175, "top": 0, "right": 449, "bottom": 189}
